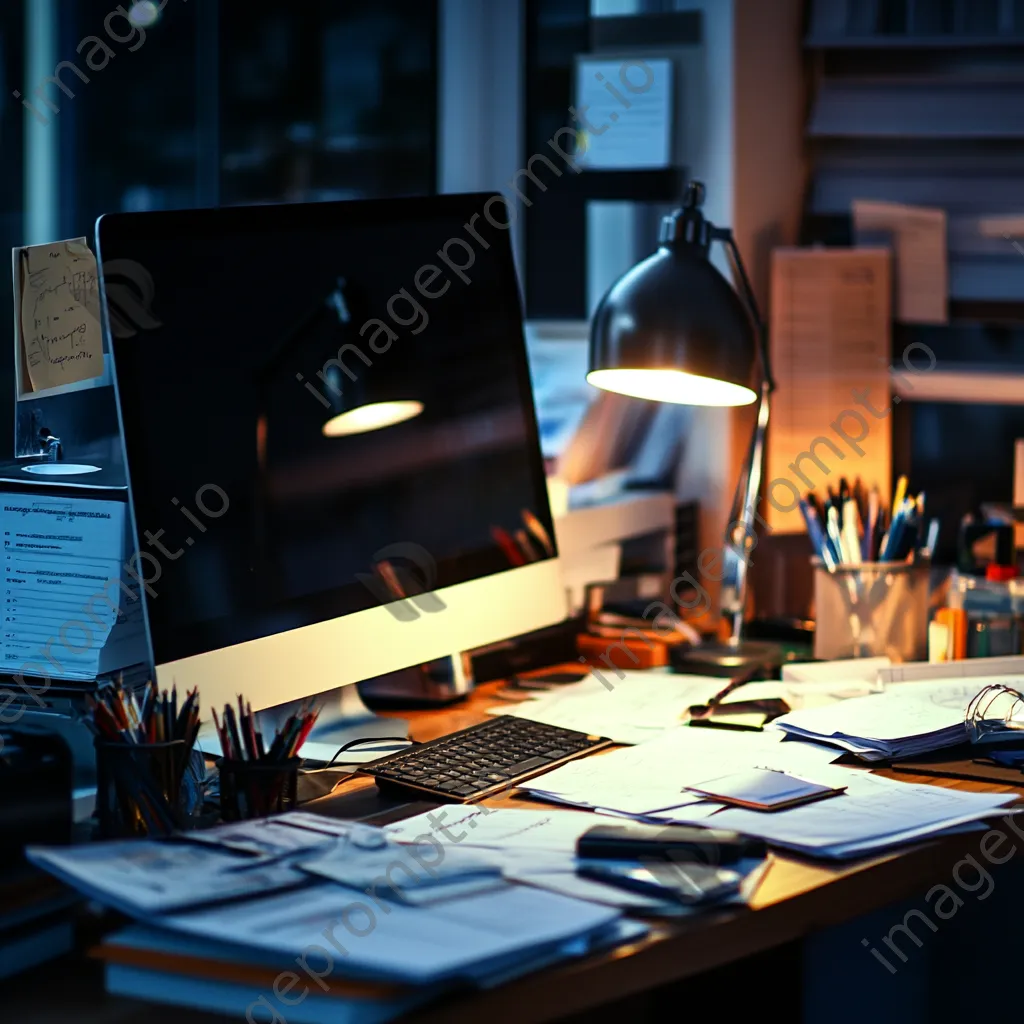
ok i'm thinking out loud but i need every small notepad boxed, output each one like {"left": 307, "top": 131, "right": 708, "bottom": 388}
{"left": 685, "top": 768, "right": 846, "bottom": 812}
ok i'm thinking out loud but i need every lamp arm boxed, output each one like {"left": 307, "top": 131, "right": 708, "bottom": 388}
{"left": 718, "top": 379, "right": 771, "bottom": 646}
{"left": 710, "top": 229, "right": 773, "bottom": 646}
{"left": 712, "top": 228, "right": 775, "bottom": 393}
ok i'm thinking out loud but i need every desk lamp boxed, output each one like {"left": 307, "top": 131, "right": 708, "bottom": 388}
{"left": 588, "top": 181, "right": 779, "bottom": 675}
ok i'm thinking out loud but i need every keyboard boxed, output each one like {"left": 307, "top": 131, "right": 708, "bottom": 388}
{"left": 361, "top": 717, "right": 613, "bottom": 803}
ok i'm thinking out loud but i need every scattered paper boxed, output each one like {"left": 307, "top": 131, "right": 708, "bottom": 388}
{"left": 14, "top": 237, "right": 104, "bottom": 393}
{"left": 517, "top": 726, "right": 842, "bottom": 817}
{"left": 852, "top": 199, "right": 948, "bottom": 324}
{"left": 385, "top": 806, "right": 603, "bottom": 853}
{"left": 26, "top": 840, "right": 310, "bottom": 918}
{"left": 488, "top": 671, "right": 722, "bottom": 744}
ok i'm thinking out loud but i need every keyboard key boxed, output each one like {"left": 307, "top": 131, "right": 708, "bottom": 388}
{"left": 504, "top": 756, "right": 550, "bottom": 775}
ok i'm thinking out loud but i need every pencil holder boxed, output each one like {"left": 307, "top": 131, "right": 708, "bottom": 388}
{"left": 94, "top": 738, "right": 190, "bottom": 838}
{"left": 812, "top": 560, "right": 930, "bottom": 662}
{"left": 218, "top": 757, "right": 300, "bottom": 822}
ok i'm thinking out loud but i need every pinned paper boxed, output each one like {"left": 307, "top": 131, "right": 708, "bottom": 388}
{"left": 852, "top": 199, "right": 948, "bottom": 324}
{"left": 14, "top": 237, "right": 104, "bottom": 394}
{"left": 766, "top": 247, "right": 892, "bottom": 532}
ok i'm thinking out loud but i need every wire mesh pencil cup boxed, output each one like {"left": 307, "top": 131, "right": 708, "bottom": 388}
{"left": 966, "top": 684, "right": 1024, "bottom": 745}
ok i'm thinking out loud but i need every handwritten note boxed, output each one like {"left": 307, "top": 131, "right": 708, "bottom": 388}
{"left": 15, "top": 237, "right": 104, "bottom": 393}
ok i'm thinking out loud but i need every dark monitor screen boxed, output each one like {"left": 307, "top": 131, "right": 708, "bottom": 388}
{"left": 97, "top": 193, "right": 555, "bottom": 666}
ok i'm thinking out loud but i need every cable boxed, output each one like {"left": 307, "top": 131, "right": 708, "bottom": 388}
{"left": 323, "top": 735, "right": 417, "bottom": 771}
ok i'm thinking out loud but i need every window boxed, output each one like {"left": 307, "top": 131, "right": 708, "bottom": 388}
{"left": 54, "top": 0, "right": 437, "bottom": 229}
{"left": 3, "top": 0, "right": 438, "bottom": 458}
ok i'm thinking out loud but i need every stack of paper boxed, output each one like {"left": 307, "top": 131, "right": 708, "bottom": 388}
{"left": 655, "top": 767, "right": 1018, "bottom": 859}
{"left": 770, "top": 686, "right": 974, "bottom": 760}
{"left": 0, "top": 495, "right": 146, "bottom": 681}
{"left": 29, "top": 812, "right": 641, "bottom": 1022}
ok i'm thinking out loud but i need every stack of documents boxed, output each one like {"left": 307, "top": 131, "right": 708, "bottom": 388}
{"left": 29, "top": 812, "right": 642, "bottom": 1023}
{"left": 518, "top": 725, "right": 842, "bottom": 818}
{"left": 770, "top": 685, "right": 976, "bottom": 760}
{"left": 655, "top": 767, "right": 1018, "bottom": 859}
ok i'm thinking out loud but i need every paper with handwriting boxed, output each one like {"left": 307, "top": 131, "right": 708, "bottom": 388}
{"left": 15, "top": 237, "right": 104, "bottom": 393}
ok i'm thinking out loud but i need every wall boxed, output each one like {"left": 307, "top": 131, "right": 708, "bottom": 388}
{"left": 667, "top": 0, "right": 805, "bottom": 626}
{"left": 668, "top": 0, "right": 738, "bottom": 627}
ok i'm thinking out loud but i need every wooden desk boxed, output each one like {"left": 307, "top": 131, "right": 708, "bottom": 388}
{"left": 8, "top": 674, "right": 1024, "bottom": 1023}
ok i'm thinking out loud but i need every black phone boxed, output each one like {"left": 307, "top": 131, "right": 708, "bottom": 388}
{"left": 576, "top": 823, "right": 765, "bottom": 865}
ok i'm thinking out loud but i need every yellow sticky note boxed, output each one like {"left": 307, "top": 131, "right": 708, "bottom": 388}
{"left": 16, "top": 237, "right": 104, "bottom": 393}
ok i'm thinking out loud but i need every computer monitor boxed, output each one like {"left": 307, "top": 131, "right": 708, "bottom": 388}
{"left": 95, "top": 193, "right": 565, "bottom": 747}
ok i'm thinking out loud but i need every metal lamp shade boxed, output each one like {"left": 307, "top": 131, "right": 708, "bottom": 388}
{"left": 588, "top": 245, "right": 758, "bottom": 407}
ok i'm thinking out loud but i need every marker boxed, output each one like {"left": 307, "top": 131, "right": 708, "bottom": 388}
{"left": 864, "top": 488, "right": 880, "bottom": 561}
{"left": 842, "top": 499, "right": 862, "bottom": 565}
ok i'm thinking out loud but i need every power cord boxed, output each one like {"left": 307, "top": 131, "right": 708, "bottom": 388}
{"left": 323, "top": 736, "right": 418, "bottom": 771}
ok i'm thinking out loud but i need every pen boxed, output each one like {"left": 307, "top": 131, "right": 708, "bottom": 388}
{"left": 799, "top": 499, "right": 834, "bottom": 570}
{"left": 892, "top": 475, "right": 908, "bottom": 520}
{"left": 881, "top": 500, "right": 909, "bottom": 562}
{"left": 826, "top": 505, "right": 844, "bottom": 566}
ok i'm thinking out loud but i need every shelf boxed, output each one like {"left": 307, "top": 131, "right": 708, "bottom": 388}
{"left": 891, "top": 366, "right": 1024, "bottom": 403}
{"left": 806, "top": 34, "right": 1024, "bottom": 49}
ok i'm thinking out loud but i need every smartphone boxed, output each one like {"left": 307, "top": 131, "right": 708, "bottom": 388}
{"left": 578, "top": 861, "right": 742, "bottom": 905}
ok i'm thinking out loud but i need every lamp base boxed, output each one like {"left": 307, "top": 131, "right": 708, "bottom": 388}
{"left": 671, "top": 640, "right": 787, "bottom": 679}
